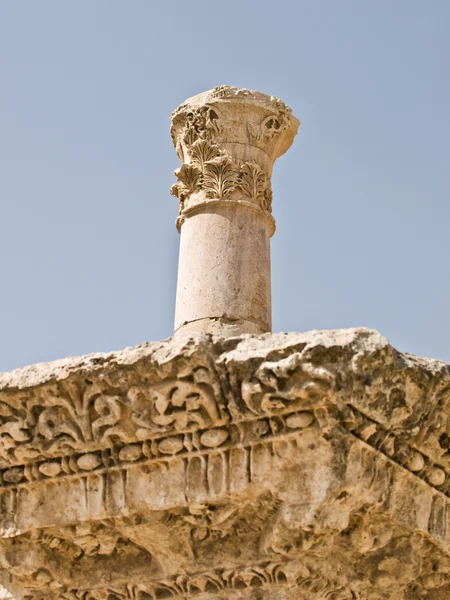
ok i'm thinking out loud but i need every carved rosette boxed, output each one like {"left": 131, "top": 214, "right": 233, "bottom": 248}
{"left": 170, "top": 85, "right": 300, "bottom": 230}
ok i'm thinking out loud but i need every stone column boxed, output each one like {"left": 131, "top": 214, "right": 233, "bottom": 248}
{"left": 170, "top": 85, "right": 300, "bottom": 336}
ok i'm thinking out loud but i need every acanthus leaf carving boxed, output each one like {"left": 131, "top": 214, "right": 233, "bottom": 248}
{"left": 189, "top": 139, "right": 221, "bottom": 172}
{"left": 238, "top": 161, "right": 267, "bottom": 206}
{"left": 171, "top": 155, "right": 273, "bottom": 215}
{"left": 203, "top": 156, "right": 238, "bottom": 200}
{"left": 170, "top": 164, "right": 203, "bottom": 208}
{"left": 170, "top": 86, "right": 300, "bottom": 224}
{"left": 175, "top": 164, "right": 203, "bottom": 191}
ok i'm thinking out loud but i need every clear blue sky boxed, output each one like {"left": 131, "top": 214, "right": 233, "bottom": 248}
{"left": 1, "top": 1, "right": 449, "bottom": 372}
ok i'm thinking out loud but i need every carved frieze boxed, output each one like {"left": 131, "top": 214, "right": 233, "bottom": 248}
{"left": 0, "top": 410, "right": 318, "bottom": 493}
{"left": 21, "top": 559, "right": 327, "bottom": 600}
{"left": 0, "top": 354, "right": 227, "bottom": 470}
{"left": 2, "top": 329, "right": 450, "bottom": 599}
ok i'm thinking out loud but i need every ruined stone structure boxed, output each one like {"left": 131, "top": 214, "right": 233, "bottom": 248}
{"left": 1, "top": 87, "right": 450, "bottom": 599}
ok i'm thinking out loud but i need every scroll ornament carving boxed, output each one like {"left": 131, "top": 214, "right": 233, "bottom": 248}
{"left": 248, "top": 100, "right": 293, "bottom": 146}
{"left": 170, "top": 89, "right": 293, "bottom": 216}
{"left": 239, "top": 161, "right": 273, "bottom": 211}
{"left": 171, "top": 104, "right": 220, "bottom": 154}
{"left": 171, "top": 86, "right": 294, "bottom": 156}
{"left": 209, "top": 85, "right": 294, "bottom": 145}
{"left": 0, "top": 363, "right": 224, "bottom": 469}
{"left": 238, "top": 355, "right": 335, "bottom": 419}
{"left": 4, "top": 330, "right": 450, "bottom": 600}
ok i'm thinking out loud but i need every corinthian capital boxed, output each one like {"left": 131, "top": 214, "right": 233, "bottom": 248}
{"left": 170, "top": 85, "right": 300, "bottom": 231}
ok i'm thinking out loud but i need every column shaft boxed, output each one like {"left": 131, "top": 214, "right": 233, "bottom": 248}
{"left": 175, "top": 202, "right": 272, "bottom": 335}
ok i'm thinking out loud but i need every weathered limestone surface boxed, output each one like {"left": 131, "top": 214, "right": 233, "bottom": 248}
{"left": 1, "top": 328, "right": 450, "bottom": 599}
{"left": 171, "top": 86, "right": 300, "bottom": 336}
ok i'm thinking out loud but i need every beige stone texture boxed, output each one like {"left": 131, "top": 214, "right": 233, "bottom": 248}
{"left": 1, "top": 85, "right": 447, "bottom": 600}
{"left": 1, "top": 328, "right": 450, "bottom": 599}
{"left": 170, "top": 86, "right": 300, "bottom": 336}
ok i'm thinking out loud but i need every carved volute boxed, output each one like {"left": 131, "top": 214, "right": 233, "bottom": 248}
{"left": 170, "top": 85, "right": 300, "bottom": 231}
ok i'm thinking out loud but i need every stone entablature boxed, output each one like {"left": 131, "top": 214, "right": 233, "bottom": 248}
{"left": 1, "top": 329, "right": 450, "bottom": 599}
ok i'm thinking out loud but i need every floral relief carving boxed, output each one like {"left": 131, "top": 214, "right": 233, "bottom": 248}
{"left": 238, "top": 161, "right": 267, "bottom": 208}
{"left": 202, "top": 156, "right": 238, "bottom": 200}
{"left": 175, "top": 164, "right": 203, "bottom": 193}
{"left": 129, "top": 376, "right": 221, "bottom": 434}
{"left": 171, "top": 105, "right": 221, "bottom": 161}
{"left": 90, "top": 395, "right": 130, "bottom": 443}
{"left": 36, "top": 405, "right": 84, "bottom": 451}
{"left": 0, "top": 401, "right": 30, "bottom": 462}
{"left": 262, "top": 109, "right": 290, "bottom": 143}
{"left": 189, "top": 139, "right": 221, "bottom": 171}
{"left": 4, "top": 330, "right": 450, "bottom": 600}
{"left": 0, "top": 362, "right": 224, "bottom": 469}
{"left": 238, "top": 356, "right": 335, "bottom": 418}
{"left": 170, "top": 87, "right": 299, "bottom": 218}
{"left": 0, "top": 410, "right": 315, "bottom": 488}
{"left": 170, "top": 164, "right": 203, "bottom": 209}
{"left": 170, "top": 140, "right": 272, "bottom": 211}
